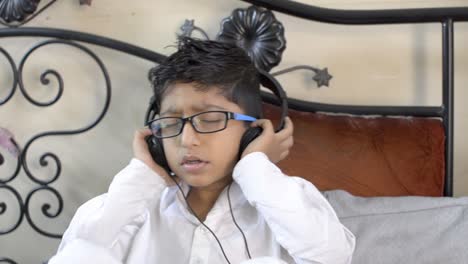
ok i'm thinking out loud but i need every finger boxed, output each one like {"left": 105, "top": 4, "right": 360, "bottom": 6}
{"left": 135, "top": 127, "right": 153, "bottom": 139}
{"left": 281, "top": 116, "right": 294, "bottom": 133}
{"left": 277, "top": 117, "right": 294, "bottom": 138}
{"left": 278, "top": 141, "right": 293, "bottom": 157}
{"left": 142, "top": 127, "right": 153, "bottom": 135}
{"left": 251, "top": 119, "right": 274, "bottom": 133}
{"left": 286, "top": 116, "right": 294, "bottom": 132}
{"left": 133, "top": 128, "right": 153, "bottom": 152}
{"left": 281, "top": 136, "right": 294, "bottom": 149}
{"left": 279, "top": 150, "right": 290, "bottom": 161}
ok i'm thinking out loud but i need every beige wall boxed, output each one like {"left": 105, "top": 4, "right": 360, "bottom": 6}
{"left": 1, "top": 0, "right": 467, "bottom": 262}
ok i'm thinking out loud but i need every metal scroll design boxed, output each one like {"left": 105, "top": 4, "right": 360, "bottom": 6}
{"left": 0, "top": 257, "right": 17, "bottom": 264}
{"left": 0, "top": 46, "right": 17, "bottom": 105}
{"left": 0, "top": 39, "right": 111, "bottom": 263}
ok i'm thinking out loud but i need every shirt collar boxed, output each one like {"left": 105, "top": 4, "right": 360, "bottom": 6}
{"left": 162, "top": 180, "right": 247, "bottom": 226}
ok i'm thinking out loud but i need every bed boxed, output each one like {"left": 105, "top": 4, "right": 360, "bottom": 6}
{"left": 1, "top": 0, "right": 468, "bottom": 263}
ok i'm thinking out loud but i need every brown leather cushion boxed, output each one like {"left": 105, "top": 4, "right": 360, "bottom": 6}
{"left": 263, "top": 103, "right": 445, "bottom": 197}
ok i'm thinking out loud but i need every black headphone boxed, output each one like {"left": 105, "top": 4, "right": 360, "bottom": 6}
{"left": 144, "top": 69, "right": 288, "bottom": 175}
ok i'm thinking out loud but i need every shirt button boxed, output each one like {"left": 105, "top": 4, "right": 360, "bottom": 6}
{"left": 192, "top": 257, "right": 203, "bottom": 264}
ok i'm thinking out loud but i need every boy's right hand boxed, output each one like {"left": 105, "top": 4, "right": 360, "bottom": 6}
{"left": 132, "top": 127, "right": 178, "bottom": 186}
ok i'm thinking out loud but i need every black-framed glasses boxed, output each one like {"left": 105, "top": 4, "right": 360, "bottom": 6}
{"left": 147, "top": 111, "right": 257, "bottom": 138}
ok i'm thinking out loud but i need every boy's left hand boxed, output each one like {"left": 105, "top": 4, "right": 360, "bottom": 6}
{"left": 241, "top": 116, "right": 294, "bottom": 163}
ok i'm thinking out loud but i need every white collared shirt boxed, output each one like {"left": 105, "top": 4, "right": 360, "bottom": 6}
{"left": 49, "top": 152, "right": 355, "bottom": 264}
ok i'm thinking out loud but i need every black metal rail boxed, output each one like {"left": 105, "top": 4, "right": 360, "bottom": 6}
{"left": 242, "top": 0, "right": 468, "bottom": 24}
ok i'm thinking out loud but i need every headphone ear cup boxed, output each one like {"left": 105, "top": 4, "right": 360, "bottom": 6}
{"left": 145, "top": 135, "right": 171, "bottom": 174}
{"left": 238, "top": 127, "right": 263, "bottom": 160}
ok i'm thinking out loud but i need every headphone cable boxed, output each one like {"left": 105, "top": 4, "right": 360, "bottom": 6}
{"left": 170, "top": 175, "right": 232, "bottom": 264}
{"left": 227, "top": 182, "right": 252, "bottom": 259}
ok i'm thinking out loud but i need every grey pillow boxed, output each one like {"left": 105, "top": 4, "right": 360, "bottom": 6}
{"left": 323, "top": 190, "right": 468, "bottom": 264}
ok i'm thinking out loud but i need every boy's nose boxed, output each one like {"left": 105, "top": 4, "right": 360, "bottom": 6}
{"left": 179, "top": 121, "right": 200, "bottom": 147}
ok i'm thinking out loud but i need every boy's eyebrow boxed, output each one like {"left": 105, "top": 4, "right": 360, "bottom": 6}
{"left": 195, "top": 104, "right": 227, "bottom": 111}
{"left": 159, "top": 104, "right": 227, "bottom": 116}
{"left": 159, "top": 107, "right": 176, "bottom": 116}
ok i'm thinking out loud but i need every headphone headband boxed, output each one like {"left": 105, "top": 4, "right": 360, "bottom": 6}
{"left": 145, "top": 95, "right": 157, "bottom": 126}
{"left": 258, "top": 69, "right": 288, "bottom": 132}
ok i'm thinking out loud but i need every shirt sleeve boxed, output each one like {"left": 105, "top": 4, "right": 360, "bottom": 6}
{"left": 233, "top": 152, "right": 356, "bottom": 264}
{"left": 49, "top": 158, "right": 168, "bottom": 263}
{"left": 48, "top": 239, "right": 122, "bottom": 264}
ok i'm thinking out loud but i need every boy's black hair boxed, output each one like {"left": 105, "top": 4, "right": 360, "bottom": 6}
{"left": 148, "top": 37, "right": 263, "bottom": 118}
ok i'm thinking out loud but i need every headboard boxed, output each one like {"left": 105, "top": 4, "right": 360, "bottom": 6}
{"left": 247, "top": 0, "right": 467, "bottom": 198}
{"left": 1, "top": 0, "right": 468, "bottom": 263}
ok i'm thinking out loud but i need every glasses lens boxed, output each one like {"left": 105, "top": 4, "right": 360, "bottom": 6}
{"left": 193, "top": 112, "right": 227, "bottom": 132}
{"left": 150, "top": 118, "right": 182, "bottom": 138}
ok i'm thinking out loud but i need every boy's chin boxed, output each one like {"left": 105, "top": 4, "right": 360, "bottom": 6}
{"left": 180, "top": 174, "right": 231, "bottom": 189}
{"left": 183, "top": 176, "right": 218, "bottom": 188}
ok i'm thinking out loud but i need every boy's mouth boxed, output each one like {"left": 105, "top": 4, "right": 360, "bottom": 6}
{"left": 180, "top": 155, "right": 208, "bottom": 173}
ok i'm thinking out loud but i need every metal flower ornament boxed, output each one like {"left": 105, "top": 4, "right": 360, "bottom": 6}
{"left": 0, "top": 0, "right": 89, "bottom": 27}
{"left": 0, "top": 0, "right": 41, "bottom": 24}
{"left": 217, "top": 5, "right": 286, "bottom": 72}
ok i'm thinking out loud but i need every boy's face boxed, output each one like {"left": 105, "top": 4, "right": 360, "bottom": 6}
{"left": 159, "top": 82, "right": 248, "bottom": 189}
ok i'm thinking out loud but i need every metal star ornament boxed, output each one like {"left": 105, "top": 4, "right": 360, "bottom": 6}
{"left": 79, "top": 0, "right": 92, "bottom": 6}
{"left": 180, "top": 19, "right": 195, "bottom": 37}
{"left": 313, "top": 68, "right": 333, "bottom": 87}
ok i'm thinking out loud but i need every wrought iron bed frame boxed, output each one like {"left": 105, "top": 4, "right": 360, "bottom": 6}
{"left": 1, "top": 0, "right": 468, "bottom": 262}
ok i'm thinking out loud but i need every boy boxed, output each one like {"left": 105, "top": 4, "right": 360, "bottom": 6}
{"left": 49, "top": 37, "right": 355, "bottom": 264}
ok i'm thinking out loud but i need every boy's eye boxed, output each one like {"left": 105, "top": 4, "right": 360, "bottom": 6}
{"left": 197, "top": 112, "right": 225, "bottom": 122}
{"left": 200, "top": 118, "right": 223, "bottom": 123}
{"left": 160, "top": 119, "right": 180, "bottom": 128}
{"left": 163, "top": 122, "right": 179, "bottom": 128}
